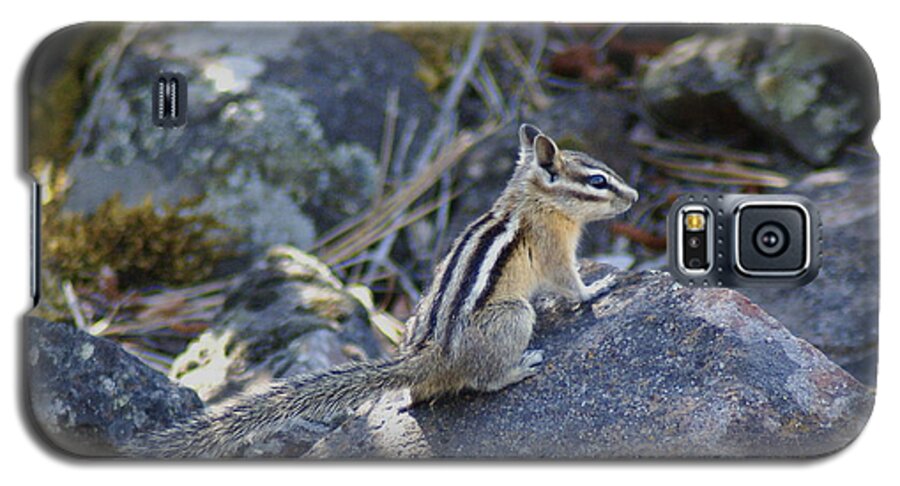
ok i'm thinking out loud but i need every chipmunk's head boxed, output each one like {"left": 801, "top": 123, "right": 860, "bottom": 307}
{"left": 516, "top": 123, "right": 638, "bottom": 223}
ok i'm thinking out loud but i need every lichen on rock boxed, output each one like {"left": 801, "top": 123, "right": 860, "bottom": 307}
{"left": 26, "top": 318, "right": 203, "bottom": 456}
{"left": 639, "top": 27, "right": 877, "bottom": 165}
{"left": 61, "top": 25, "right": 382, "bottom": 255}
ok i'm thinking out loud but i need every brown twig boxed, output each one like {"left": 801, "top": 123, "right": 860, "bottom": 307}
{"left": 610, "top": 222, "right": 667, "bottom": 251}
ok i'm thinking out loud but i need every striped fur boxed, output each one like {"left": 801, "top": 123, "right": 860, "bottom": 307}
{"left": 405, "top": 208, "right": 524, "bottom": 352}
{"left": 407, "top": 125, "right": 638, "bottom": 356}
{"left": 123, "top": 354, "right": 432, "bottom": 458}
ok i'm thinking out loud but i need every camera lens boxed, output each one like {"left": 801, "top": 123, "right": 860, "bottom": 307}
{"left": 687, "top": 235, "right": 702, "bottom": 249}
{"left": 688, "top": 257, "right": 702, "bottom": 268}
{"left": 727, "top": 201, "right": 816, "bottom": 278}
{"left": 753, "top": 223, "right": 788, "bottom": 256}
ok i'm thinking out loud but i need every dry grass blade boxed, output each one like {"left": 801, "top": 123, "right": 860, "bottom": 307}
{"left": 632, "top": 135, "right": 772, "bottom": 166}
{"left": 120, "top": 342, "right": 173, "bottom": 374}
{"left": 314, "top": 26, "right": 489, "bottom": 254}
{"left": 498, "top": 35, "right": 552, "bottom": 111}
{"left": 97, "top": 278, "right": 232, "bottom": 337}
{"left": 318, "top": 125, "right": 497, "bottom": 266}
{"left": 409, "top": 23, "right": 489, "bottom": 175}
{"left": 591, "top": 24, "right": 625, "bottom": 51}
{"left": 472, "top": 60, "right": 507, "bottom": 118}
{"left": 62, "top": 280, "right": 88, "bottom": 330}
{"left": 638, "top": 152, "right": 789, "bottom": 188}
{"left": 56, "top": 277, "right": 232, "bottom": 372}
{"left": 374, "top": 258, "right": 422, "bottom": 304}
{"left": 374, "top": 87, "right": 400, "bottom": 204}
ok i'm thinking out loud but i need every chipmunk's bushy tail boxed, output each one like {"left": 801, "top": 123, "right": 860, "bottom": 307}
{"left": 123, "top": 354, "right": 423, "bottom": 458}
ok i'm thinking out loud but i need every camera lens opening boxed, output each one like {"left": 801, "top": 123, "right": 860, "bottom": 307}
{"left": 753, "top": 222, "right": 789, "bottom": 257}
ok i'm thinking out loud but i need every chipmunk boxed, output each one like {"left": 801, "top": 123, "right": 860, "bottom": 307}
{"left": 124, "top": 124, "right": 638, "bottom": 458}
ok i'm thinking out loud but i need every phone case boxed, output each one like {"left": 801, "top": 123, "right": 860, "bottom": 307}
{"left": 24, "top": 22, "right": 878, "bottom": 459}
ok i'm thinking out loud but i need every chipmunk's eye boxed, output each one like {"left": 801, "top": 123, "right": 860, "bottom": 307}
{"left": 587, "top": 174, "right": 608, "bottom": 189}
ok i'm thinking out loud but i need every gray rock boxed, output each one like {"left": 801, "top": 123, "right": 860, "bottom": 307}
{"left": 169, "top": 246, "right": 387, "bottom": 405}
{"left": 260, "top": 24, "right": 435, "bottom": 156}
{"left": 163, "top": 246, "right": 392, "bottom": 457}
{"left": 307, "top": 263, "right": 873, "bottom": 458}
{"left": 639, "top": 27, "right": 877, "bottom": 165}
{"left": 25, "top": 317, "right": 203, "bottom": 456}
{"left": 742, "top": 155, "right": 878, "bottom": 385}
{"left": 62, "top": 23, "right": 436, "bottom": 249}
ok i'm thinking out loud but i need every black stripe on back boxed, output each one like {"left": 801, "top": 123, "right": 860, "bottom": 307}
{"left": 472, "top": 230, "right": 523, "bottom": 311}
{"left": 441, "top": 216, "right": 511, "bottom": 348}
{"left": 418, "top": 212, "right": 493, "bottom": 346}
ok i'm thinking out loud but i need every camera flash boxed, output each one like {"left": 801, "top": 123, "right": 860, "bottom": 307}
{"left": 685, "top": 212, "right": 706, "bottom": 231}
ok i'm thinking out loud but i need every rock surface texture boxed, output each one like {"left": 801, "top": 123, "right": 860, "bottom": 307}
{"left": 164, "top": 246, "right": 390, "bottom": 457}
{"left": 26, "top": 317, "right": 203, "bottom": 456}
{"left": 743, "top": 158, "right": 879, "bottom": 386}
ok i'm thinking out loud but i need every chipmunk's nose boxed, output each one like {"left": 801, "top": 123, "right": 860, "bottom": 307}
{"left": 624, "top": 186, "right": 639, "bottom": 204}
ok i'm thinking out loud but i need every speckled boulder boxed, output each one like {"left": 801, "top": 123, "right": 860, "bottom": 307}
{"left": 60, "top": 23, "right": 435, "bottom": 250}
{"left": 25, "top": 317, "right": 203, "bottom": 456}
{"left": 306, "top": 262, "right": 873, "bottom": 458}
{"left": 639, "top": 27, "right": 878, "bottom": 165}
{"left": 169, "top": 246, "right": 387, "bottom": 406}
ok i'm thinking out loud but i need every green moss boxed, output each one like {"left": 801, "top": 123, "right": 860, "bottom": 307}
{"left": 43, "top": 193, "right": 236, "bottom": 289}
{"left": 381, "top": 24, "right": 474, "bottom": 92}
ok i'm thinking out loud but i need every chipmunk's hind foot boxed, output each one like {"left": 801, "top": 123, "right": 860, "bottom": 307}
{"left": 479, "top": 349, "right": 544, "bottom": 392}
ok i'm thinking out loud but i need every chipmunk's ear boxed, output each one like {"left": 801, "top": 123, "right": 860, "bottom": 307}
{"left": 533, "top": 133, "right": 560, "bottom": 178}
{"left": 518, "top": 123, "right": 543, "bottom": 150}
